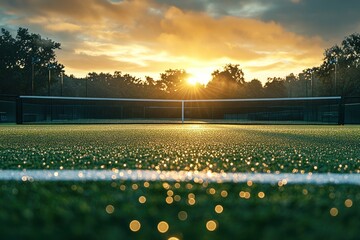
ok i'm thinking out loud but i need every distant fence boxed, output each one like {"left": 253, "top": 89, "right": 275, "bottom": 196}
{"left": 0, "top": 95, "right": 17, "bottom": 123}
{"left": 343, "top": 97, "right": 360, "bottom": 124}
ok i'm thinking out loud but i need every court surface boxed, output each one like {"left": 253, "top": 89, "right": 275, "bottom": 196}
{"left": 0, "top": 124, "right": 359, "bottom": 239}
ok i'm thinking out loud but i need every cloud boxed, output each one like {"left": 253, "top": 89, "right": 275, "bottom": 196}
{"left": 157, "top": 6, "right": 324, "bottom": 76}
{"left": 0, "top": 0, "right": 328, "bottom": 82}
{"left": 255, "top": 0, "right": 360, "bottom": 41}
{"left": 59, "top": 52, "right": 125, "bottom": 72}
{"left": 28, "top": 17, "right": 82, "bottom": 32}
{"left": 157, "top": 0, "right": 360, "bottom": 41}
{"left": 1, "top": 0, "right": 137, "bottom": 23}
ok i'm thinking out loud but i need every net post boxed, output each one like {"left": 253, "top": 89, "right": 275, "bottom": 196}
{"left": 16, "top": 97, "right": 23, "bottom": 124}
{"left": 181, "top": 100, "right": 184, "bottom": 124}
{"left": 338, "top": 96, "right": 345, "bottom": 125}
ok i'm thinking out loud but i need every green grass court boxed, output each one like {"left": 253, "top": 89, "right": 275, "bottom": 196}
{"left": 0, "top": 124, "right": 359, "bottom": 239}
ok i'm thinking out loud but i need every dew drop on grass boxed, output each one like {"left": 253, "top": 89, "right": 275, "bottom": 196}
{"left": 258, "top": 192, "right": 265, "bottom": 199}
{"left": 139, "top": 196, "right": 146, "bottom": 204}
{"left": 344, "top": 199, "right": 353, "bottom": 208}
{"left": 178, "top": 211, "right": 188, "bottom": 221}
{"left": 206, "top": 220, "right": 217, "bottom": 231}
{"left": 330, "top": 208, "right": 339, "bottom": 217}
{"left": 129, "top": 220, "right": 141, "bottom": 232}
{"left": 105, "top": 205, "right": 114, "bottom": 214}
{"left": 215, "top": 205, "right": 223, "bottom": 214}
{"left": 157, "top": 221, "right": 169, "bottom": 233}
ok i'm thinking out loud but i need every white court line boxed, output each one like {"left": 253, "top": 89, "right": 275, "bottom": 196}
{"left": 0, "top": 170, "right": 359, "bottom": 185}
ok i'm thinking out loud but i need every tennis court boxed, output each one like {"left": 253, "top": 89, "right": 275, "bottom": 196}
{"left": 0, "top": 124, "right": 359, "bottom": 239}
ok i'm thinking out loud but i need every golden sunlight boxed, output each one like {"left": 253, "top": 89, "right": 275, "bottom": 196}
{"left": 187, "top": 70, "right": 212, "bottom": 86}
{"left": 187, "top": 76, "right": 198, "bottom": 86}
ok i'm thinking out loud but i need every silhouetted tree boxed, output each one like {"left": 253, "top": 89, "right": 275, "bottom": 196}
{"left": 283, "top": 73, "right": 311, "bottom": 97}
{"left": 207, "top": 64, "right": 245, "bottom": 98}
{"left": 83, "top": 71, "right": 147, "bottom": 98}
{"left": 317, "top": 33, "right": 360, "bottom": 96}
{"left": 301, "top": 67, "right": 319, "bottom": 97}
{"left": 264, "top": 77, "right": 287, "bottom": 98}
{"left": 0, "top": 28, "right": 19, "bottom": 94}
{"left": 244, "top": 79, "right": 264, "bottom": 98}
{"left": 0, "top": 27, "right": 64, "bottom": 95}
{"left": 158, "top": 69, "right": 189, "bottom": 98}
{"left": 3, "top": 27, "right": 359, "bottom": 99}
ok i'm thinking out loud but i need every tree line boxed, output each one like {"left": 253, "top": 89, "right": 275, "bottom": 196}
{"left": 1, "top": 27, "right": 360, "bottom": 99}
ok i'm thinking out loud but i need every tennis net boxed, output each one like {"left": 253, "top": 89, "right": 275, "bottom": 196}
{"left": 14, "top": 95, "right": 344, "bottom": 124}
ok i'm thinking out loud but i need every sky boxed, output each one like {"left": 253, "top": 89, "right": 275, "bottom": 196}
{"left": 1, "top": 0, "right": 360, "bottom": 84}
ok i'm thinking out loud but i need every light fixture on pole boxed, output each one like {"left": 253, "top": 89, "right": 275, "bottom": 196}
{"left": 60, "top": 70, "right": 64, "bottom": 96}
{"left": 330, "top": 56, "right": 338, "bottom": 95}
{"left": 47, "top": 63, "right": 56, "bottom": 96}
{"left": 334, "top": 58, "right": 337, "bottom": 95}
{"left": 311, "top": 69, "right": 314, "bottom": 97}
{"left": 31, "top": 56, "right": 40, "bottom": 95}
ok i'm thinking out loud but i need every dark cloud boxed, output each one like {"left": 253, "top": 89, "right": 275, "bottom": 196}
{"left": 0, "top": 9, "right": 18, "bottom": 32}
{"left": 155, "top": 0, "right": 360, "bottom": 42}
{"left": 155, "top": 0, "right": 265, "bottom": 17}
{"left": 155, "top": 0, "right": 206, "bottom": 11}
{"left": 258, "top": 0, "right": 360, "bottom": 41}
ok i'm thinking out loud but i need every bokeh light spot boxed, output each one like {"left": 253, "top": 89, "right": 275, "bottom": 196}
{"left": 258, "top": 192, "right": 265, "bottom": 199}
{"left": 178, "top": 211, "right": 188, "bottom": 221}
{"left": 166, "top": 196, "right": 174, "bottom": 204}
{"left": 129, "top": 220, "right": 141, "bottom": 232}
{"left": 345, "top": 199, "right": 353, "bottom": 208}
{"left": 208, "top": 188, "right": 216, "bottom": 195}
{"left": 132, "top": 184, "right": 138, "bottom": 190}
{"left": 188, "top": 198, "right": 196, "bottom": 205}
{"left": 220, "top": 190, "right": 228, "bottom": 198}
{"left": 168, "top": 237, "right": 180, "bottom": 240}
{"left": 330, "top": 207, "right": 339, "bottom": 217}
{"left": 215, "top": 205, "right": 223, "bottom": 214}
{"left": 105, "top": 204, "right": 114, "bottom": 214}
{"left": 139, "top": 196, "right": 146, "bottom": 204}
{"left": 158, "top": 221, "right": 169, "bottom": 233}
{"left": 206, "top": 220, "right": 217, "bottom": 231}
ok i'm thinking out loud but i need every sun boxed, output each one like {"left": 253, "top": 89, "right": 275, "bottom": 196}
{"left": 187, "top": 71, "right": 212, "bottom": 86}
{"left": 187, "top": 76, "right": 198, "bottom": 86}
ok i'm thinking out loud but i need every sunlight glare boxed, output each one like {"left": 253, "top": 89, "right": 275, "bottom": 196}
{"left": 187, "top": 70, "right": 211, "bottom": 86}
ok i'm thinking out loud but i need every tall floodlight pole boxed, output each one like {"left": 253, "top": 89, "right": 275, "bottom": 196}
{"left": 311, "top": 70, "right": 314, "bottom": 97}
{"left": 48, "top": 63, "right": 55, "bottom": 96}
{"left": 334, "top": 61, "right": 337, "bottom": 95}
{"left": 31, "top": 62, "right": 35, "bottom": 95}
{"left": 48, "top": 67, "right": 51, "bottom": 96}
{"left": 60, "top": 71, "right": 64, "bottom": 96}
{"left": 330, "top": 56, "right": 338, "bottom": 96}
{"left": 31, "top": 56, "right": 40, "bottom": 95}
{"left": 85, "top": 78, "right": 88, "bottom": 97}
